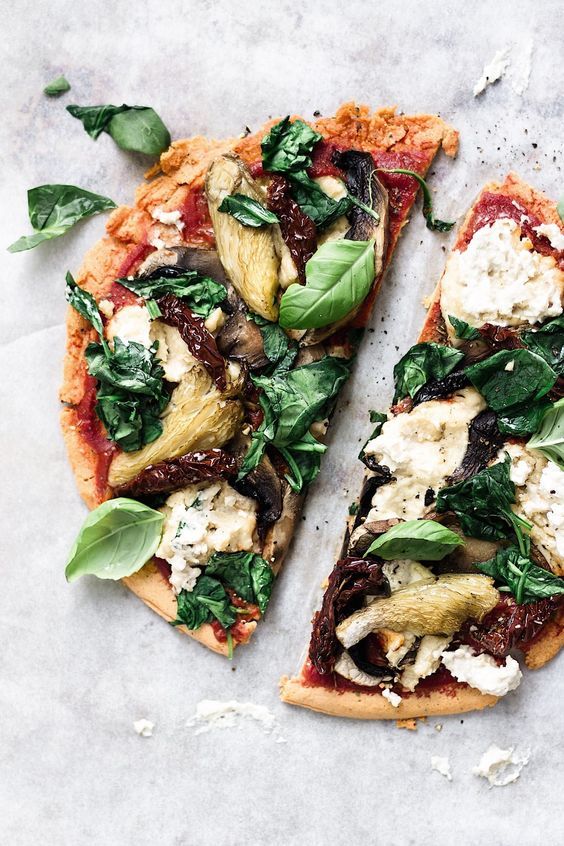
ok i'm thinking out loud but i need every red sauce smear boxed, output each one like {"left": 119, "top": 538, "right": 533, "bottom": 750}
{"left": 75, "top": 375, "right": 116, "bottom": 496}
{"left": 460, "top": 192, "right": 564, "bottom": 269}
{"left": 179, "top": 188, "right": 215, "bottom": 247}
{"left": 117, "top": 243, "right": 155, "bottom": 278}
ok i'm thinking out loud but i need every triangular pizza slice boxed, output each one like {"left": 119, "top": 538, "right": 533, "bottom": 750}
{"left": 281, "top": 172, "right": 564, "bottom": 714}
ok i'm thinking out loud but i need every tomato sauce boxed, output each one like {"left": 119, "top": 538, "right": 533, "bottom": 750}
{"left": 74, "top": 375, "right": 116, "bottom": 496}
{"left": 180, "top": 189, "right": 215, "bottom": 247}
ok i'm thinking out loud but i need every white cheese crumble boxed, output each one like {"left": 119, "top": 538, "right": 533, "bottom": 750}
{"left": 534, "top": 223, "right": 564, "bottom": 251}
{"left": 157, "top": 481, "right": 257, "bottom": 594}
{"left": 431, "top": 755, "right": 452, "bottom": 781}
{"left": 440, "top": 646, "right": 522, "bottom": 697}
{"left": 400, "top": 635, "right": 452, "bottom": 692}
{"left": 364, "top": 388, "right": 485, "bottom": 521}
{"left": 187, "top": 700, "right": 284, "bottom": 741}
{"left": 98, "top": 298, "right": 115, "bottom": 318}
{"left": 473, "top": 47, "right": 511, "bottom": 96}
{"left": 382, "top": 560, "right": 434, "bottom": 592}
{"left": 133, "top": 719, "right": 154, "bottom": 737}
{"left": 440, "top": 219, "right": 563, "bottom": 338}
{"left": 473, "top": 744, "right": 530, "bottom": 787}
{"left": 151, "top": 206, "right": 185, "bottom": 230}
{"left": 382, "top": 688, "right": 402, "bottom": 708}
{"left": 148, "top": 235, "right": 166, "bottom": 250}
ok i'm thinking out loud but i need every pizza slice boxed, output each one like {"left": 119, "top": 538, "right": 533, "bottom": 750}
{"left": 61, "top": 103, "right": 457, "bottom": 655}
{"left": 281, "top": 172, "right": 564, "bottom": 714}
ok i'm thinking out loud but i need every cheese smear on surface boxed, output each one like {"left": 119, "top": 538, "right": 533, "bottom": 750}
{"left": 440, "top": 646, "right": 522, "bottom": 697}
{"left": 473, "top": 744, "right": 530, "bottom": 787}
{"left": 440, "top": 219, "right": 563, "bottom": 339}
{"left": 364, "top": 388, "right": 485, "bottom": 521}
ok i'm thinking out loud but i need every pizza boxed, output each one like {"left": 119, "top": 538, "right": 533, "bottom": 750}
{"left": 61, "top": 103, "right": 457, "bottom": 655}
{"left": 281, "top": 172, "right": 564, "bottom": 716}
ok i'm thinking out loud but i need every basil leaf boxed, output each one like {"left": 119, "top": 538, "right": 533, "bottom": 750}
{"left": 65, "top": 272, "right": 107, "bottom": 350}
{"left": 522, "top": 315, "right": 564, "bottom": 373}
{"left": 436, "top": 454, "right": 531, "bottom": 549}
{"left": 206, "top": 551, "right": 274, "bottom": 613}
{"left": 393, "top": 342, "right": 464, "bottom": 402}
{"left": 279, "top": 239, "right": 375, "bottom": 330}
{"left": 557, "top": 197, "right": 564, "bottom": 224}
{"left": 173, "top": 575, "right": 236, "bottom": 630}
{"left": 528, "top": 398, "right": 564, "bottom": 469}
{"left": 379, "top": 168, "right": 454, "bottom": 231}
{"left": 8, "top": 185, "right": 116, "bottom": 253}
{"left": 67, "top": 104, "right": 171, "bottom": 155}
{"left": 261, "top": 117, "right": 322, "bottom": 175}
{"left": 465, "top": 349, "right": 557, "bottom": 412}
{"left": 477, "top": 546, "right": 564, "bottom": 604}
{"left": 448, "top": 315, "right": 480, "bottom": 341}
{"left": 218, "top": 194, "right": 278, "bottom": 227}
{"left": 44, "top": 75, "right": 70, "bottom": 96}
{"left": 65, "top": 498, "right": 163, "bottom": 582}
{"left": 118, "top": 273, "right": 226, "bottom": 319}
{"left": 365, "top": 519, "right": 463, "bottom": 561}
{"left": 289, "top": 172, "right": 353, "bottom": 229}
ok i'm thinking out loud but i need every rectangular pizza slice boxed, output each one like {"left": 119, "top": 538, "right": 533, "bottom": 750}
{"left": 281, "top": 172, "right": 564, "bottom": 714}
{"left": 61, "top": 103, "right": 457, "bottom": 655}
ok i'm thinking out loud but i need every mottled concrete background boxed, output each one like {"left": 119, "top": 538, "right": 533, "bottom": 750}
{"left": 1, "top": 1, "right": 562, "bottom": 844}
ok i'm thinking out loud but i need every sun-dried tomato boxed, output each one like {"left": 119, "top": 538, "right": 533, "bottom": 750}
{"left": 114, "top": 449, "right": 237, "bottom": 497}
{"left": 267, "top": 175, "right": 317, "bottom": 282}
{"left": 459, "top": 594, "right": 561, "bottom": 657}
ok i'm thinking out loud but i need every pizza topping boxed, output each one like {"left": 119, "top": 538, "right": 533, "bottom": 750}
{"left": 334, "top": 150, "right": 389, "bottom": 247}
{"left": 336, "top": 574, "right": 499, "bottom": 648}
{"left": 441, "top": 219, "right": 564, "bottom": 338}
{"left": 117, "top": 271, "right": 227, "bottom": 320}
{"left": 206, "top": 154, "right": 281, "bottom": 321}
{"left": 399, "top": 634, "right": 453, "bottom": 691}
{"left": 156, "top": 481, "right": 258, "bottom": 594}
{"left": 534, "top": 223, "right": 564, "bottom": 252}
{"left": 364, "top": 519, "right": 463, "bottom": 561}
{"left": 392, "top": 342, "right": 464, "bottom": 402}
{"left": 113, "top": 449, "right": 237, "bottom": 498}
{"left": 447, "top": 410, "right": 504, "bottom": 484}
{"left": 472, "top": 744, "right": 530, "bottom": 787}
{"left": 460, "top": 594, "right": 561, "bottom": 656}
{"left": 218, "top": 193, "right": 279, "bottom": 228}
{"left": 267, "top": 174, "right": 317, "bottom": 283}
{"left": 440, "top": 645, "right": 522, "bottom": 697}
{"left": 333, "top": 650, "right": 383, "bottom": 687}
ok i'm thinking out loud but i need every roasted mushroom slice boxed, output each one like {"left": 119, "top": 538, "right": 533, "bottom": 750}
{"left": 206, "top": 154, "right": 281, "bottom": 321}
{"left": 108, "top": 365, "right": 244, "bottom": 488}
{"left": 137, "top": 245, "right": 231, "bottom": 289}
{"left": 216, "top": 290, "right": 269, "bottom": 371}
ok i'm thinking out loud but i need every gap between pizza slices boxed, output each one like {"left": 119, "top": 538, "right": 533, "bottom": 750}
{"left": 281, "top": 172, "right": 564, "bottom": 718}
{"left": 61, "top": 103, "right": 457, "bottom": 655}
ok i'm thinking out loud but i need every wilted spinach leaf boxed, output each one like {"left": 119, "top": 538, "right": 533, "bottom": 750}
{"left": 248, "top": 313, "right": 298, "bottom": 374}
{"left": 448, "top": 315, "right": 480, "bottom": 341}
{"left": 466, "top": 348, "right": 557, "bottom": 411}
{"left": 218, "top": 194, "right": 279, "bottom": 227}
{"left": 173, "top": 575, "right": 237, "bottom": 630}
{"left": 478, "top": 546, "right": 564, "bottom": 604}
{"left": 393, "top": 342, "right": 464, "bottom": 402}
{"left": 522, "top": 315, "right": 564, "bottom": 374}
{"left": 206, "top": 551, "right": 274, "bottom": 613}
{"left": 528, "top": 397, "right": 564, "bottom": 469}
{"left": 118, "top": 272, "right": 226, "bottom": 319}
{"left": 379, "top": 168, "right": 454, "bottom": 231}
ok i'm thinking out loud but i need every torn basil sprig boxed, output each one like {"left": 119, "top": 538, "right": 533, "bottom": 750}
{"left": 365, "top": 519, "right": 463, "bottom": 561}
{"left": 8, "top": 184, "right": 116, "bottom": 253}
{"left": 379, "top": 168, "right": 454, "bottom": 232}
{"left": 44, "top": 75, "right": 71, "bottom": 96}
{"left": 67, "top": 103, "right": 171, "bottom": 155}
{"left": 218, "top": 194, "right": 279, "bottom": 227}
{"left": 477, "top": 546, "right": 564, "bottom": 604}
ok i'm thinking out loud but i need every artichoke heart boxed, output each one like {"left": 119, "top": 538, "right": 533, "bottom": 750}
{"left": 108, "top": 365, "right": 244, "bottom": 488}
{"left": 336, "top": 574, "right": 499, "bottom": 649}
{"left": 205, "top": 154, "right": 280, "bottom": 321}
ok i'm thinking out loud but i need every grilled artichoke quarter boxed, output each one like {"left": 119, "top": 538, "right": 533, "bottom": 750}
{"left": 108, "top": 362, "right": 244, "bottom": 488}
{"left": 205, "top": 154, "right": 281, "bottom": 321}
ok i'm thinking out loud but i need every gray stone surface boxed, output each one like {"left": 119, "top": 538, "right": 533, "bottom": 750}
{"left": 1, "top": 1, "right": 562, "bottom": 843}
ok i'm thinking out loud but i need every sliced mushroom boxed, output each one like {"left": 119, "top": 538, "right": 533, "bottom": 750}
{"left": 216, "top": 287, "right": 269, "bottom": 370}
{"left": 261, "top": 486, "right": 303, "bottom": 574}
{"left": 137, "top": 245, "right": 231, "bottom": 289}
{"left": 336, "top": 574, "right": 500, "bottom": 648}
{"left": 231, "top": 434, "right": 283, "bottom": 527}
{"left": 347, "top": 518, "right": 400, "bottom": 558}
{"left": 447, "top": 410, "right": 504, "bottom": 484}
{"left": 333, "top": 650, "right": 386, "bottom": 686}
{"left": 206, "top": 154, "right": 281, "bottom": 321}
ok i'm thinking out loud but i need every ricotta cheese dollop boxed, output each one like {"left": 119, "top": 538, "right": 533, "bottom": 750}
{"left": 400, "top": 635, "right": 452, "bottom": 692}
{"left": 157, "top": 481, "right": 257, "bottom": 594}
{"left": 440, "top": 218, "right": 563, "bottom": 340}
{"left": 364, "top": 388, "right": 485, "bottom": 521}
{"left": 440, "top": 645, "right": 522, "bottom": 697}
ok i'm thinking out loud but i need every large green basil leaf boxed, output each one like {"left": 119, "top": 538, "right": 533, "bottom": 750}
{"left": 218, "top": 194, "right": 279, "bottom": 227}
{"left": 436, "top": 454, "right": 531, "bottom": 549}
{"left": 65, "top": 498, "right": 163, "bottom": 582}
{"left": 279, "top": 239, "right": 375, "bottom": 330}
{"left": 528, "top": 398, "right": 564, "bottom": 469}
{"left": 117, "top": 272, "right": 226, "bottom": 319}
{"left": 378, "top": 168, "right": 454, "bottom": 232}
{"left": 466, "top": 349, "right": 557, "bottom": 412}
{"left": 44, "top": 75, "right": 70, "bottom": 96}
{"left": 522, "top": 315, "right": 564, "bottom": 373}
{"left": 261, "top": 116, "right": 322, "bottom": 175}
{"left": 206, "top": 551, "right": 274, "bottom": 613}
{"left": 448, "top": 315, "right": 480, "bottom": 341}
{"left": 477, "top": 546, "right": 564, "bottom": 604}
{"left": 8, "top": 185, "right": 116, "bottom": 252}
{"left": 393, "top": 342, "right": 464, "bottom": 402}
{"left": 365, "top": 519, "right": 463, "bottom": 561}
{"left": 173, "top": 575, "right": 237, "bottom": 630}
{"left": 67, "top": 104, "right": 170, "bottom": 155}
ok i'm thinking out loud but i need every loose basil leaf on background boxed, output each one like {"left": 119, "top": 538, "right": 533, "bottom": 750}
{"left": 248, "top": 313, "right": 298, "bottom": 373}
{"left": 44, "top": 75, "right": 71, "bottom": 96}
{"left": 448, "top": 315, "right": 480, "bottom": 341}
{"left": 118, "top": 272, "right": 226, "bottom": 319}
{"left": 65, "top": 272, "right": 108, "bottom": 350}
{"left": 466, "top": 349, "right": 557, "bottom": 411}
{"left": 261, "top": 116, "right": 322, "bottom": 175}
{"left": 522, "top": 315, "right": 564, "bottom": 373}
{"left": 436, "top": 454, "right": 531, "bottom": 552}
{"left": 67, "top": 104, "right": 171, "bottom": 155}
{"left": 65, "top": 498, "right": 163, "bottom": 582}
{"left": 359, "top": 411, "right": 387, "bottom": 462}
{"left": 206, "top": 551, "right": 274, "bottom": 613}
{"left": 497, "top": 398, "right": 551, "bottom": 437}
{"left": 279, "top": 239, "right": 375, "bottom": 329}
{"left": 528, "top": 398, "right": 564, "bottom": 469}
{"left": 557, "top": 197, "right": 564, "bottom": 223}
{"left": 173, "top": 576, "right": 237, "bottom": 631}
{"left": 393, "top": 342, "right": 464, "bottom": 402}
{"left": 8, "top": 185, "right": 116, "bottom": 253}
{"left": 477, "top": 546, "right": 564, "bottom": 604}
{"left": 365, "top": 519, "right": 463, "bottom": 561}
{"left": 379, "top": 168, "right": 454, "bottom": 231}
{"left": 218, "top": 194, "right": 279, "bottom": 227}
